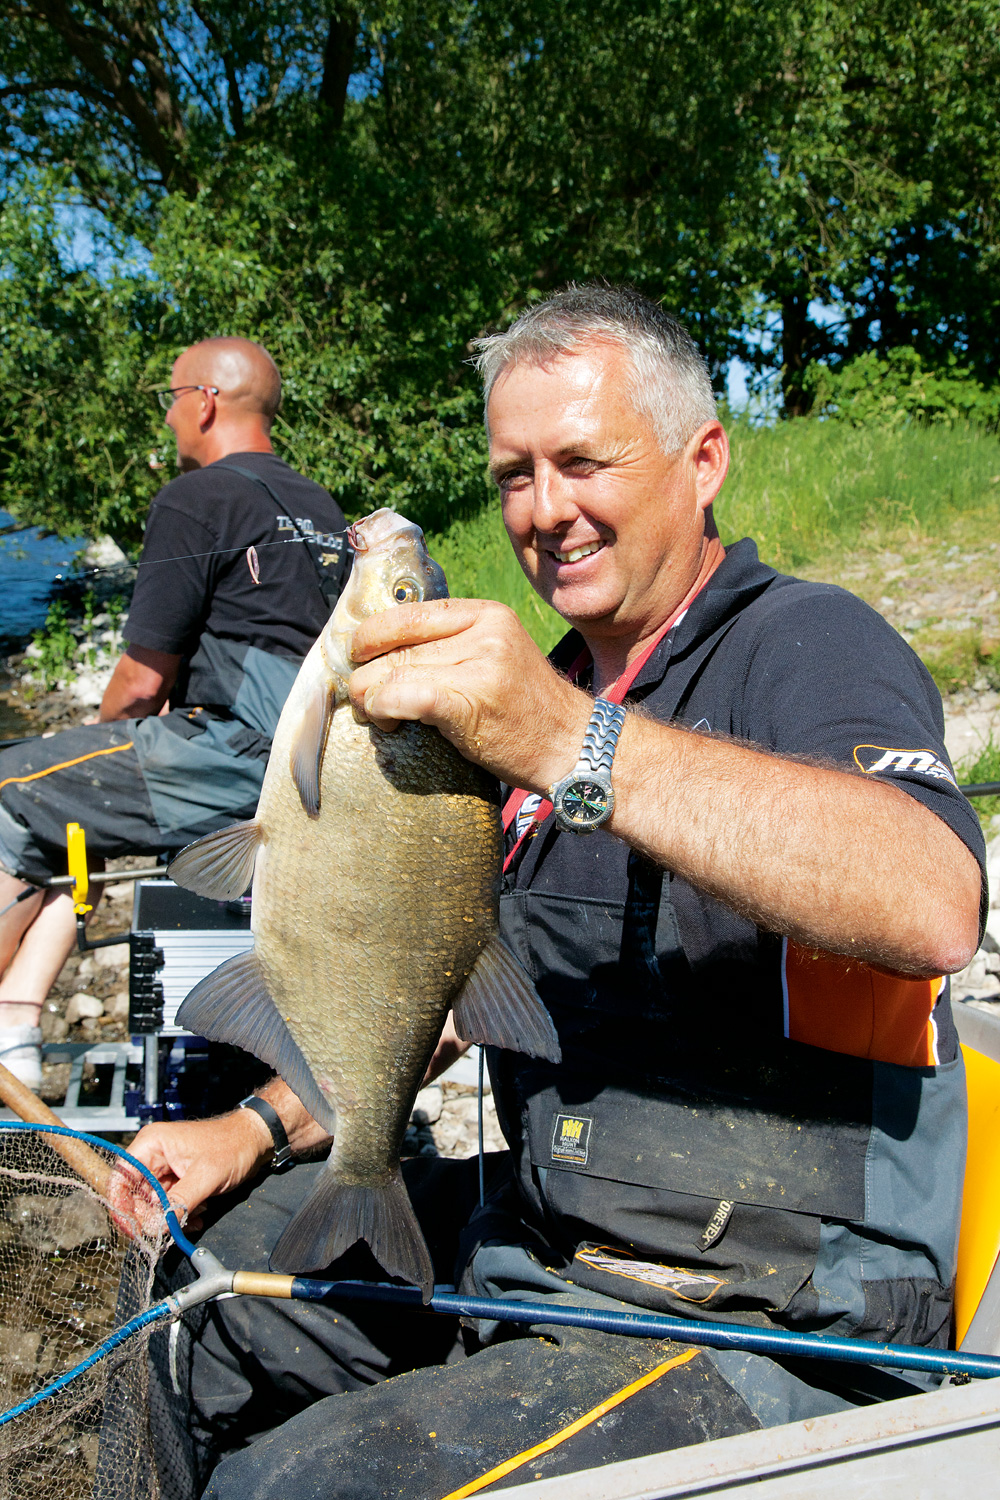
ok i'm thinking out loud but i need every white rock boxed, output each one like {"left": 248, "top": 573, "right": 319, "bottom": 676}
{"left": 105, "top": 880, "right": 134, "bottom": 904}
{"left": 67, "top": 667, "right": 115, "bottom": 707}
{"left": 411, "top": 1085, "right": 443, "bottom": 1125}
{"left": 75, "top": 956, "right": 97, "bottom": 981}
{"left": 93, "top": 943, "right": 130, "bottom": 970}
{"left": 82, "top": 536, "right": 128, "bottom": 569}
{"left": 65, "top": 993, "right": 104, "bottom": 1025}
{"left": 107, "top": 991, "right": 130, "bottom": 1020}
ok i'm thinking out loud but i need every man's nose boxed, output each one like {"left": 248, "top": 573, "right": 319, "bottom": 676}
{"left": 531, "top": 464, "right": 579, "bottom": 533}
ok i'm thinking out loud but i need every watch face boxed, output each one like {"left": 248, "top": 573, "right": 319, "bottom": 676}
{"left": 561, "top": 778, "right": 610, "bottom": 828}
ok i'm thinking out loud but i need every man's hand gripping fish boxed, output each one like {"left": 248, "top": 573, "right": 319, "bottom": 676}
{"left": 167, "top": 510, "right": 560, "bottom": 1298}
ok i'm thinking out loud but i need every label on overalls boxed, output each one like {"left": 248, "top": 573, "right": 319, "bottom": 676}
{"left": 698, "top": 1199, "right": 735, "bottom": 1253}
{"left": 551, "top": 1114, "right": 593, "bottom": 1165}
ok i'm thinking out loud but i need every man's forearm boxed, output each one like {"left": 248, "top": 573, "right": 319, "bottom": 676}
{"left": 99, "top": 645, "right": 181, "bottom": 720}
{"left": 257, "top": 1077, "right": 334, "bottom": 1154}
{"left": 608, "top": 714, "right": 982, "bottom": 977}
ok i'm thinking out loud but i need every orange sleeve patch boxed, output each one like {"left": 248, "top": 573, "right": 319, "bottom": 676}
{"left": 782, "top": 940, "right": 942, "bottom": 1067}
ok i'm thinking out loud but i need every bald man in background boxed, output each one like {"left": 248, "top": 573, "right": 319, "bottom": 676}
{"left": 0, "top": 338, "right": 348, "bottom": 1087}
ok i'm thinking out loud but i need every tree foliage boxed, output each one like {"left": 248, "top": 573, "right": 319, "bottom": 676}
{"left": 0, "top": 1, "right": 998, "bottom": 542}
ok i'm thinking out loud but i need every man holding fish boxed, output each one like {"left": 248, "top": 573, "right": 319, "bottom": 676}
{"left": 126, "top": 287, "right": 985, "bottom": 1499}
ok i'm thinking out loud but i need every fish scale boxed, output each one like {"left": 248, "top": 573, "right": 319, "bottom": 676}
{"left": 254, "top": 710, "right": 500, "bottom": 1184}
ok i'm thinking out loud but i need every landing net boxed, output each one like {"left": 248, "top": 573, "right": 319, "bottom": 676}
{"left": 0, "top": 1126, "right": 169, "bottom": 1500}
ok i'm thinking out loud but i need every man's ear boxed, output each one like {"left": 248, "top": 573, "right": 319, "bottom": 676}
{"left": 198, "top": 387, "right": 218, "bottom": 432}
{"left": 691, "top": 420, "right": 729, "bottom": 514}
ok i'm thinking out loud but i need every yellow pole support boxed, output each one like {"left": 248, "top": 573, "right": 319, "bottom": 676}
{"left": 65, "top": 822, "right": 92, "bottom": 915}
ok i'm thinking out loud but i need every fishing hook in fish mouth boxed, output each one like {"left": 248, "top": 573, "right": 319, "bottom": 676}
{"left": 347, "top": 523, "right": 368, "bottom": 553}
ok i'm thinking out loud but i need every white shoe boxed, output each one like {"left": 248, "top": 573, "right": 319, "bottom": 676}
{"left": 0, "top": 1026, "right": 42, "bottom": 1091}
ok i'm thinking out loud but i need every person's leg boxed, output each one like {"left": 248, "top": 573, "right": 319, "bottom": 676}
{"left": 0, "top": 720, "right": 176, "bottom": 1086}
{"left": 0, "top": 877, "right": 56, "bottom": 1085}
{"left": 200, "top": 1319, "right": 764, "bottom": 1500}
{"left": 0, "top": 888, "right": 80, "bottom": 1021}
{"left": 0, "top": 872, "right": 44, "bottom": 971}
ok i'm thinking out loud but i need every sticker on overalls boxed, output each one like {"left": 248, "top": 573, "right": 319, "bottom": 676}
{"left": 551, "top": 1114, "right": 593, "bottom": 1165}
{"left": 575, "top": 1247, "right": 726, "bottom": 1302}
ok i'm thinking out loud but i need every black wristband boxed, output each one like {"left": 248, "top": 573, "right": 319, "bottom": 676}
{"left": 239, "top": 1094, "right": 294, "bottom": 1170}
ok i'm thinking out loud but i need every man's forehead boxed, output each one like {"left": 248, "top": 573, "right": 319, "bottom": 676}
{"left": 487, "top": 346, "right": 627, "bottom": 452}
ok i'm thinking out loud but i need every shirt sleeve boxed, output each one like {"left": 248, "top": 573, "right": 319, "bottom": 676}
{"left": 741, "top": 582, "right": 986, "bottom": 894}
{"left": 123, "top": 500, "right": 217, "bottom": 655}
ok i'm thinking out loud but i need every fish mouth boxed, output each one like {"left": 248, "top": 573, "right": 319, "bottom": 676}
{"left": 349, "top": 509, "right": 423, "bottom": 555}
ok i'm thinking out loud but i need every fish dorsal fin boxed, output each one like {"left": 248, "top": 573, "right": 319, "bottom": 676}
{"left": 176, "top": 950, "right": 337, "bottom": 1136}
{"left": 452, "top": 935, "right": 561, "bottom": 1062}
{"left": 168, "top": 820, "right": 262, "bottom": 900}
{"left": 290, "top": 674, "right": 336, "bottom": 818}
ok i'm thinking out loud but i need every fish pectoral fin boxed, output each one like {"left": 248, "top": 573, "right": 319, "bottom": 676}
{"left": 176, "top": 950, "right": 337, "bottom": 1137}
{"left": 452, "top": 935, "right": 562, "bottom": 1063}
{"left": 269, "top": 1164, "right": 434, "bottom": 1302}
{"left": 290, "top": 673, "right": 336, "bottom": 818}
{"left": 167, "top": 820, "right": 262, "bottom": 900}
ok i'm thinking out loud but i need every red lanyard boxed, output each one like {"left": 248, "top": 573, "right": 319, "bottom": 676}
{"left": 501, "top": 546, "right": 724, "bottom": 872}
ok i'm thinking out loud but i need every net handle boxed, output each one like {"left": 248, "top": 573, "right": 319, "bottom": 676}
{"left": 0, "top": 1059, "right": 114, "bottom": 1200}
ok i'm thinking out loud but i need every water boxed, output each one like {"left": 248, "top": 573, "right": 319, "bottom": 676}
{"left": 0, "top": 512, "right": 86, "bottom": 643}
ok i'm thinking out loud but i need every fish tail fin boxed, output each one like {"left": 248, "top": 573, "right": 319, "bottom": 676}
{"left": 269, "top": 1165, "right": 434, "bottom": 1302}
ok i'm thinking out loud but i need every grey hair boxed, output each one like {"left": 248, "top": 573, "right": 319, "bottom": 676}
{"left": 471, "top": 285, "right": 717, "bottom": 453}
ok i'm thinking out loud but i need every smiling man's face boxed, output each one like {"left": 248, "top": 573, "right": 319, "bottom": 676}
{"left": 487, "top": 340, "right": 724, "bottom": 653}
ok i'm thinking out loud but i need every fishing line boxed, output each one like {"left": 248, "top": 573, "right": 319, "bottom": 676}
{"left": 6, "top": 529, "right": 351, "bottom": 590}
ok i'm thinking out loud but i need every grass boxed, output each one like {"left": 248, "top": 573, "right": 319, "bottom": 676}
{"left": 956, "top": 738, "right": 1000, "bottom": 832}
{"left": 721, "top": 417, "right": 1000, "bottom": 571}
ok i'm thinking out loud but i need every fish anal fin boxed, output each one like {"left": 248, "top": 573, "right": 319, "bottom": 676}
{"left": 291, "top": 674, "right": 335, "bottom": 818}
{"left": 167, "top": 820, "right": 262, "bottom": 901}
{"left": 176, "top": 950, "right": 337, "bottom": 1136}
{"left": 452, "top": 935, "right": 561, "bottom": 1063}
{"left": 269, "top": 1165, "right": 434, "bottom": 1302}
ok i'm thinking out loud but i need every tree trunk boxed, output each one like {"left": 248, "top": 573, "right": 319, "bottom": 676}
{"left": 320, "top": 9, "right": 358, "bottom": 127}
{"left": 781, "top": 292, "right": 811, "bottom": 417}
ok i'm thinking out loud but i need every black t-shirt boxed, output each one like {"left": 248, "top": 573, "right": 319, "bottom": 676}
{"left": 126, "top": 452, "right": 347, "bottom": 663}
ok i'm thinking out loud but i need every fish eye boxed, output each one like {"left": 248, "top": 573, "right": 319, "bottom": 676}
{"left": 393, "top": 578, "right": 421, "bottom": 603}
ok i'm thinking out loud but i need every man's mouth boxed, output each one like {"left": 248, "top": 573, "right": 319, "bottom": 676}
{"left": 548, "top": 540, "right": 605, "bottom": 564}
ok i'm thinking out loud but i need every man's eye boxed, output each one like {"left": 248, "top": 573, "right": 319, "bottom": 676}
{"left": 393, "top": 579, "right": 421, "bottom": 603}
{"left": 495, "top": 468, "right": 531, "bottom": 491}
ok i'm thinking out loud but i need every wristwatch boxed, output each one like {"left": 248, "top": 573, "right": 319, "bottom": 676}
{"left": 548, "top": 698, "right": 627, "bottom": 833}
{"left": 239, "top": 1094, "right": 294, "bottom": 1170}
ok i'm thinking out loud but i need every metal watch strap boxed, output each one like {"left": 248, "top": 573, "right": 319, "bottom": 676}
{"left": 577, "top": 698, "right": 627, "bottom": 775}
{"left": 239, "top": 1094, "right": 294, "bottom": 1170}
{"left": 549, "top": 698, "right": 628, "bottom": 833}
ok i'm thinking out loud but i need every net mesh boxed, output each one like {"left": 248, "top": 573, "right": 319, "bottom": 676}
{"left": 0, "top": 1128, "right": 169, "bottom": 1500}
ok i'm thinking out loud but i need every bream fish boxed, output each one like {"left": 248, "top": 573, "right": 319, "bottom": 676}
{"left": 168, "top": 510, "right": 560, "bottom": 1296}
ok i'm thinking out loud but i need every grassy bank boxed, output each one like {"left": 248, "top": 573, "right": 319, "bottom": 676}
{"left": 723, "top": 417, "right": 1000, "bottom": 571}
